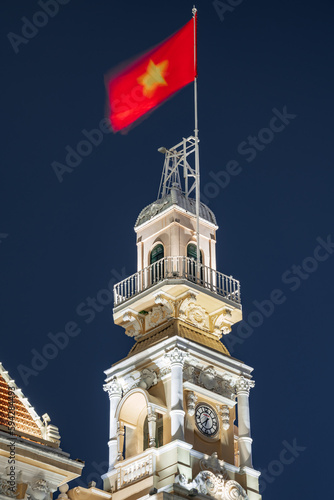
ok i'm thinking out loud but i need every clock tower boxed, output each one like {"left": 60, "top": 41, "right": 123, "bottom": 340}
{"left": 102, "top": 137, "right": 262, "bottom": 499}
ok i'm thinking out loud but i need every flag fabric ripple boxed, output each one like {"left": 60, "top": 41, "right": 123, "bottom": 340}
{"left": 105, "top": 18, "right": 196, "bottom": 132}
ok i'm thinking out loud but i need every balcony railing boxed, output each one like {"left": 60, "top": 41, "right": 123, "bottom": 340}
{"left": 113, "top": 256, "right": 241, "bottom": 307}
{"left": 117, "top": 453, "right": 153, "bottom": 490}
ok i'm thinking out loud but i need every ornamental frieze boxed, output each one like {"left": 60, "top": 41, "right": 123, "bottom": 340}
{"left": 122, "top": 367, "right": 159, "bottom": 394}
{"left": 183, "top": 363, "right": 237, "bottom": 400}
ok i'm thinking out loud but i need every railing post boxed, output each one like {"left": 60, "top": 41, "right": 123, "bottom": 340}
{"left": 112, "top": 258, "right": 241, "bottom": 307}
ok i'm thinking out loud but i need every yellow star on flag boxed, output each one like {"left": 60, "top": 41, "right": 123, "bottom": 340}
{"left": 137, "top": 59, "right": 169, "bottom": 98}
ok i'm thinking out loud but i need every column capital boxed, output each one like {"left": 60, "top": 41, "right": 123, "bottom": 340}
{"left": 235, "top": 376, "right": 255, "bottom": 395}
{"left": 103, "top": 376, "right": 122, "bottom": 399}
{"left": 165, "top": 346, "right": 188, "bottom": 366}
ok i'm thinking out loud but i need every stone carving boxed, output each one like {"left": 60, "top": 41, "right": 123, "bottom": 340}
{"left": 220, "top": 323, "right": 232, "bottom": 335}
{"left": 165, "top": 346, "right": 188, "bottom": 365}
{"left": 179, "top": 295, "right": 209, "bottom": 329}
{"left": 183, "top": 365, "right": 197, "bottom": 383}
{"left": 186, "top": 391, "right": 198, "bottom": 416}
{"left": 0, "top": 476, "right": 17, "bottom": 497}
{"left": 158, "top": 366, "right": 171, "bottom": 378}
{"left": 220, "top": 376, "right": 237, "bottom": 400}
{"left": 200, "top": 452, "right": 229, "bottom": 476}
{"left": 154, "top": 294, "right": 174, "bottom": 315}
{"left": 138, "top": 368, "right": 158, "bottom": 390}
{"left": 235, "top": 376, "right": 255, "bottom": 395}
{"left": 123, "top": 311, "right": 144, "bottom": 338}
{"left": 146, "top": 305, "right": 169, "bottom": 330}
{"left": 187, "top": 303, "right": 207, "bottom": 327}
{"left": 199, "top": 366, "right": 219, "bottom": 391}
{"left": 217, "top": 405, "right": 230, "bottom": 431}
{"left": 175, "top": 469, "right": 248, "bottom": 499}
{"left": 103, "top": 376, "right": 122, "bottom": 398}
{"left": 27, "top": 476, "right": 50, "bottom": 500}
{"left": 209, "top": 308, "right": 233, "bottom": 337}
{"left": 183, "top": 363, "right": 237, "bottom": 400}
{"left": 223, "top": 480, "right": 249, "bottom": 500}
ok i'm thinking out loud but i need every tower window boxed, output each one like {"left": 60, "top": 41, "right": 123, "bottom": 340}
{"left": 150, "top": 244, "right": 164, "bottom": 283}
{"left": 187, "top": 243, "right": 202, "bottom": 263}
{"left": 187, "top": 243, "right": 203, "bottom": 283}
{"left": 150, "top": 244, "right": 164, "bottom": 264}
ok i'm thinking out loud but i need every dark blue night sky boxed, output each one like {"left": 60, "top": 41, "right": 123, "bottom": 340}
{"left": 1, "top": 1, "right": 333, "bottom": 498}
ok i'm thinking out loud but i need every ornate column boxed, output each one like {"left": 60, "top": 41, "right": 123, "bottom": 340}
{"left": 236, "top": 376, "right": 255, "bottom": 468}
{"left": 104, "top": 376, "right": 122, "bottom": 468}
{"left": 165, "top": 347, "right": 188, "bottom": 440}
{"left": 147, "top": 406, "right": 157, "bottom": 447}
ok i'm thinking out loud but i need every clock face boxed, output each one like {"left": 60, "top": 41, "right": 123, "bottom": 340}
{"left": 195, "top": 404, "right": 219, "bottom": 437}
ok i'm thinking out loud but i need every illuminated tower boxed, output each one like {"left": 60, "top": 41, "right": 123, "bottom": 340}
{"left": 102, "top": 137, "right": 262, "bottom": 499}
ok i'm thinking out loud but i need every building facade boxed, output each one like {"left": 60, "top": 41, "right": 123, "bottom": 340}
{"left": 0, "top": 362, "right": 84, "bottom": 500}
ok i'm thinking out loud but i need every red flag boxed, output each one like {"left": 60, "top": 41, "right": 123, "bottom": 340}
{"left": 105, "top": 17, "right": 197, "bottom": 132}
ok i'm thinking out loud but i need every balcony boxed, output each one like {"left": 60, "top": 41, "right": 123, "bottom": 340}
{"left": 113, "top": 256, "right": 241, "bottom": 307}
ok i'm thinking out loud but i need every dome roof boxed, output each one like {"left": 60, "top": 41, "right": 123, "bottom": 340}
{"left": 135, "top": 187, "right": 217, "bottom": 228}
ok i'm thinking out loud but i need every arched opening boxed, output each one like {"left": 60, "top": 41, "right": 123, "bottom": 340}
{"left": 187, "top": 243, "right": 203, "bottom": 283}
{"left": 118, "top": 392, "right": 147, "bottom": 460}
{"left": 149, "top": 243, "right": 164, "bottom": 284}
{"left": 117, "top": 390, "right": 165, "bottom": 460}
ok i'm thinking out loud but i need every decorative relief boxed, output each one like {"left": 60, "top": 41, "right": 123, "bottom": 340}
{"left": 186, "top": 391, "right": 198, "bottom": 416}
{"left": 183, "top": 365, "right": 197, "bottom": 383}
{"left": 179, "top": 295, "right": 209, "bottom": 329}
{"left": 199, "top": 366, "right": 219, "bottom": 391}
{"left": 158, "top": 366, "right": 171, "bottom": 378}
{"left": 0, "top": 477, "right": 17, "bottom": 497}
{"left": 123, "top": 311, "right": 144, "bottom": 338}
{"left": 23, "top": 476, "right": 50, "bottom": 500}
{"left": 154, "top": 294, "right": 174, "bottom": 315}
{"left": 146, "top": 305, "right": 170, "bottom": 330}
{"left": 183, "top": 363, "right": 237, "bottom": 400}
{"left": 138, "top": 368, "right": 158, "bottom": 390}
{"left": 103, "top": 376, "right": 123, "bottom": 398}
{"left": 200, "top": 452, "right": 229, "bottom": 477}
{"left": 175, "top": 466, "right": 248, "bottom": 500}
{"left": 210, "top": 308, "right": 233, "bottom": 337}
{"left": 123, "top": 368, "right": 158, "bottom": 394}
{"left": 235, "top": 376, "right": 255, "bottom": 395}
{"left": 217, "top": 405, "right": 230, "bottom": 431}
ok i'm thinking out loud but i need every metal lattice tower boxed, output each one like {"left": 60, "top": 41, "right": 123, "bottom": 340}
{"left": 157, "top": 136, "right": 199, "bottom": 200}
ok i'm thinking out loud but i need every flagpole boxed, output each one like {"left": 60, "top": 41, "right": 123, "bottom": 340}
{"left": 192, "top": 6, "right": 200, "bottom": 268}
